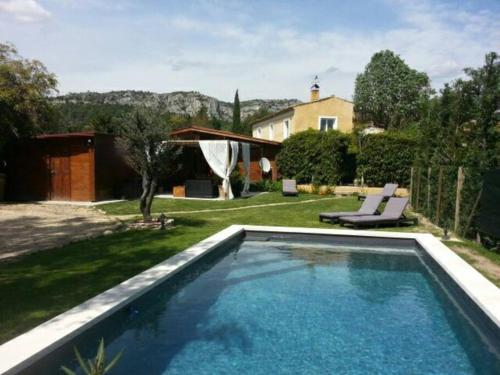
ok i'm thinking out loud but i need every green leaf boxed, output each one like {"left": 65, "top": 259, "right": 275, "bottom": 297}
{"left": 74, "top": 347, "right": 91, "bottom": 374}
{"left": 104, "top": 351, "right": 123, "bottom": 374}
{"left": 61, "top": 366, "right": 77, "bottom": 375}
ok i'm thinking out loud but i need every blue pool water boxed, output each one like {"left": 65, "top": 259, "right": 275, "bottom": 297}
{"left": 27, "top": 238, "right": 500, "bottom": 374}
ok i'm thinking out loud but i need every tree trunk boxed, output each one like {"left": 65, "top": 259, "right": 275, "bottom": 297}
{"left": 144, "top": 178, "right": 157, "bottom": 222}
{"left": 139, "top": 173, "right": 157, "bottom": 222}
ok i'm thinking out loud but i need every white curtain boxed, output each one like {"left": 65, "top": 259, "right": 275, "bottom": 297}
{"left": 199, "top": 140, "right": 239, "bottom": 199}
{"left": 241, "top": 142, "right": 251, "bottom": 194}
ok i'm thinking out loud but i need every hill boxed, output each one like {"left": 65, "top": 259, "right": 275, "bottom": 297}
{"left": 52, "top": 90, "right": 300, "bottom": 123}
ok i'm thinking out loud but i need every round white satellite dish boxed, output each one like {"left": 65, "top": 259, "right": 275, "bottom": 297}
{"left": 259, "top": 157, "right": 271, "bottom": 173}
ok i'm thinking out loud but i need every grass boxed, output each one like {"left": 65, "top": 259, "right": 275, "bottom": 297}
{"left": 0, "top": 218, "right": 217, "bottom": 344}
{"left": 0, "top": 193, "right": 495, "bottom": 344}
{"left": 444, "top": 239, "right": 500, "bottom": 287}
{"left": 0, "top": 193, "right": 357, "bottom": 343}
{"left": 100, "top": 192, "right": 328, "bottom": 215}
{"left": 445, "top": 239, "right": 500, "bottom": 264}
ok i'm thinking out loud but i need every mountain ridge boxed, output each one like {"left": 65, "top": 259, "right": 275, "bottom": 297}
{"left": 52, "top": 90, "right": 301, "bottom": 122}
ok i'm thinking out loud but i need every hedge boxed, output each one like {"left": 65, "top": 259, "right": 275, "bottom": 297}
{"left": 277, "top": 129, "right": 352, "bottom": 185}
{"left": 357, "top": 133, "right": 416, "bottom": 187}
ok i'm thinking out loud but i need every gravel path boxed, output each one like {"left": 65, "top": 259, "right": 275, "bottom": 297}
{"left": 0, "top": 203, "right": 121, "bottom": 260}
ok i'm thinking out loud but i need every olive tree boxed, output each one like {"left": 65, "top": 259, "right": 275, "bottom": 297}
{"left": 119, "top": 109, "right": 180, "bottom": 222}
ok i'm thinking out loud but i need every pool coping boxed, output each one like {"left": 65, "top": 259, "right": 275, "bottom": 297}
{"left": 1, "top": 225, "right": 499, "bottom": 374}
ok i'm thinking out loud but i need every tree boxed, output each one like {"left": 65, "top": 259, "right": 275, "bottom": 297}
{"left": 0, "top": 42, "right": 58, "bottom": 155}
{"left": 118, "top": 109, "right": 180, "bottom": 222}
{"left": 232, "top": 89, "right": 241, "bottom": 133}
{"left": 193, "top": 105, "right": 210, "bottom": 127}
{"left": 210, "top": 116, "right": 224, "bottom": 130}
{"left": 165, "top": 112, "right": 192, "bottom": 130}
{"left": 462, "top": 52, "right": 500, "bottom": 169}
{"left": 242, "top": 107, "right": 270, "bottom": 135}
{"left": 414, "top": 52, "right": 499, "bottom": 238}
{"left": 354, "top": 50, "right": 431, "bottom": 130}
{"left": 418, "top": 52, "right": 500, "bottom": 169}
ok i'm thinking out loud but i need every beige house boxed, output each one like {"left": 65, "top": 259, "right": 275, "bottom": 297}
{"left": 251, "top": 80, "right": 354, "bottom": 142}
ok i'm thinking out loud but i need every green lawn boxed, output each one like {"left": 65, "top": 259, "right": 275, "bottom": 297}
{"left": 0, "top": 193, "right": 454, "bottom": 344}
{"left": 99, "top": 192, "right": 328, "bottom": 215}
{"left": 0, "top": 194, "right": 358, "bottom": 343}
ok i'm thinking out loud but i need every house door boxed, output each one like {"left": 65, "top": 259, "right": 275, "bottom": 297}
{"left": 49, "top": 152, "right": 71, "bottom": 200}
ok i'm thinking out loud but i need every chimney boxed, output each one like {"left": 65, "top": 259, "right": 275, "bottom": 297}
{"left": 310, "top": 75, "right": 320, "bottom": 102}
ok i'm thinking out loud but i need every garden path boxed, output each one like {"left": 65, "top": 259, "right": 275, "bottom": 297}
{"left": 0, "top": 203, "right": 121, "bottom": 260}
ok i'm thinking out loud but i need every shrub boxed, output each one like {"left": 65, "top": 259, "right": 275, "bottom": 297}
{"left": 357, "top": 133, "right": 416, "bottom": 186}
{"left": 277, "top": 129, "right": 352, "bottom": 185}
{"left": 230, "top": 169, "right": 244, "bottom": 197}
{"left": 251, "top": 179, "right": 282, "bottom": 192}
{"left": 61, "top": 338, "right": 122, "bottom": 375}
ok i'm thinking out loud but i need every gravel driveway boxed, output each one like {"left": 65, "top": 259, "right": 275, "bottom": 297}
{"left": 0, "top": 203, "right": 121, "bottom": 260}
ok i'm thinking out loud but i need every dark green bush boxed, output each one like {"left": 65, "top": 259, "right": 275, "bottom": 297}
{"left": 251, "top": 179, "right": 282, "bottom": 192}
{"left": 357, "top": 133, "right": 417, "bottom": 187}
{"left": 277, "top": 129, "right": 352, "bottom": 185}
{"left": 230, "top": 169, "right": 244, "bottom": 197}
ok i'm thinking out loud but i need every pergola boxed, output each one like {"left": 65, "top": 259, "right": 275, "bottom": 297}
{"left": 169, "top": 126, "right": 281, "bottom": 199}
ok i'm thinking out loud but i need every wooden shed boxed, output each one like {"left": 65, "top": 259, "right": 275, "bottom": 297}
{"left": 6, "top": 132, "right": 139, "bottom": 202}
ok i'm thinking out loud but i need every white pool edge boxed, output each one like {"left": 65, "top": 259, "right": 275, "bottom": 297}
{"left": 0, "top": 225, "right": 499, "bottom": 374}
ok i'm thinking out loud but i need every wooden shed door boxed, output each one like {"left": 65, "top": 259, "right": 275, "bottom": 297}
{"left": 49, "top": 153, "right": 71, "bottom": 200}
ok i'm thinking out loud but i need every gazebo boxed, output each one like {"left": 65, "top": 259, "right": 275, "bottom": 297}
{"left": 169, "top": 126, "right": 281, "bottom": 199}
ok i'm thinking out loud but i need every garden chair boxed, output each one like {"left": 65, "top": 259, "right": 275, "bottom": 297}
{"left": 282, "top": 179, "right": 298, "bottom": 196}
{"left": 358, "top": 183, "right": 398, "bottom": 201}
{"left": 339, "top": 197, "right": 417, "bottom": 228}
{"left": 319, "top": 194, "right": 383, "bottom": 223}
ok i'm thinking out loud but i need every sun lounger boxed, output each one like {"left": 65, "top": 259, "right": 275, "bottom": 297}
{"left": 319, "top": 194, "right": 383, "bottom": 223}
{"left": 358, "top": 183, "right": 398, "bottom": 201}
{"left": 339, "top": 197, "right": 417, "bottom": 228}
{"left": 282, "top": 179, "right": 298, "bottom": 196}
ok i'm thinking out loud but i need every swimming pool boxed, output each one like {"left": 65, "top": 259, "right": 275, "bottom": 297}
{"left": 1, "top": 226, "right": 499, "bottom": 374}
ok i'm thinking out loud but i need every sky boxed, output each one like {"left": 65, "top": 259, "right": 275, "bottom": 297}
{"left": 0, "top": 0, "right": 499, "bottom": 102}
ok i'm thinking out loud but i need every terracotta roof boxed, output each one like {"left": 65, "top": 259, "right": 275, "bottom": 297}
{"left": 249, "top": 95, "right": 353, "bottom": 126}
{"left": 249, "top": 107, "right": 295, "bottom": 126}
{"left": 294, "top": 95, "right": 353, "bottom": 107}
{"left": 170, "top": 125, "right": 281, "bottom": 146}
{"left": 35, "top": 132, "right": 112, "bottom": 139}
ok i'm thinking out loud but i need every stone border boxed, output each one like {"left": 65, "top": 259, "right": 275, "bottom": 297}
{"left": 1, "top": 225, "right": 499, "bottom": 374}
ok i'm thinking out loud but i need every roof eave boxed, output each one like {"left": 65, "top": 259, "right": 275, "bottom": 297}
{"left": 170, "top": 126, "right": 281, "bottom": 146}
{"left": 249, "top": 107, "right": 295, "bottom": 127}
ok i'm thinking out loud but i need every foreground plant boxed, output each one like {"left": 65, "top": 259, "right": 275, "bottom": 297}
{"left": 61, "top": 338, "right": 122, "bottom": 375}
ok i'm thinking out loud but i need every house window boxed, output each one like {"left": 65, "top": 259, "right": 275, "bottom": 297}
{"left": 283, "top": 120, "right": 290, "bottom": 139}
{"left": 269, "top": 124, "right": 274, "bottom": 140}
{"left": 256, "top": 127, "right": 262, "bottom": 137}
{"left": 318, "top": 116, "right": 338, "bottom": 131}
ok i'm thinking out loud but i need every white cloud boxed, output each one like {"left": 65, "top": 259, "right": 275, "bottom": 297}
{"left": 0, "top": 0, "right": 50, "bottom": 22}
{"left": 48, "top": 0, "right": 130, "bottom": 11}
{"left": 155, "top": 0, "right": 498, "bottom": 100}
{"left": 0, "top": 0, "right": 497, "bottom": 100}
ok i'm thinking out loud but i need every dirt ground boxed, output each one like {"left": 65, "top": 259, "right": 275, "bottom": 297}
{"left": 0, "top": 203, "right": 121, "bottom": 260}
